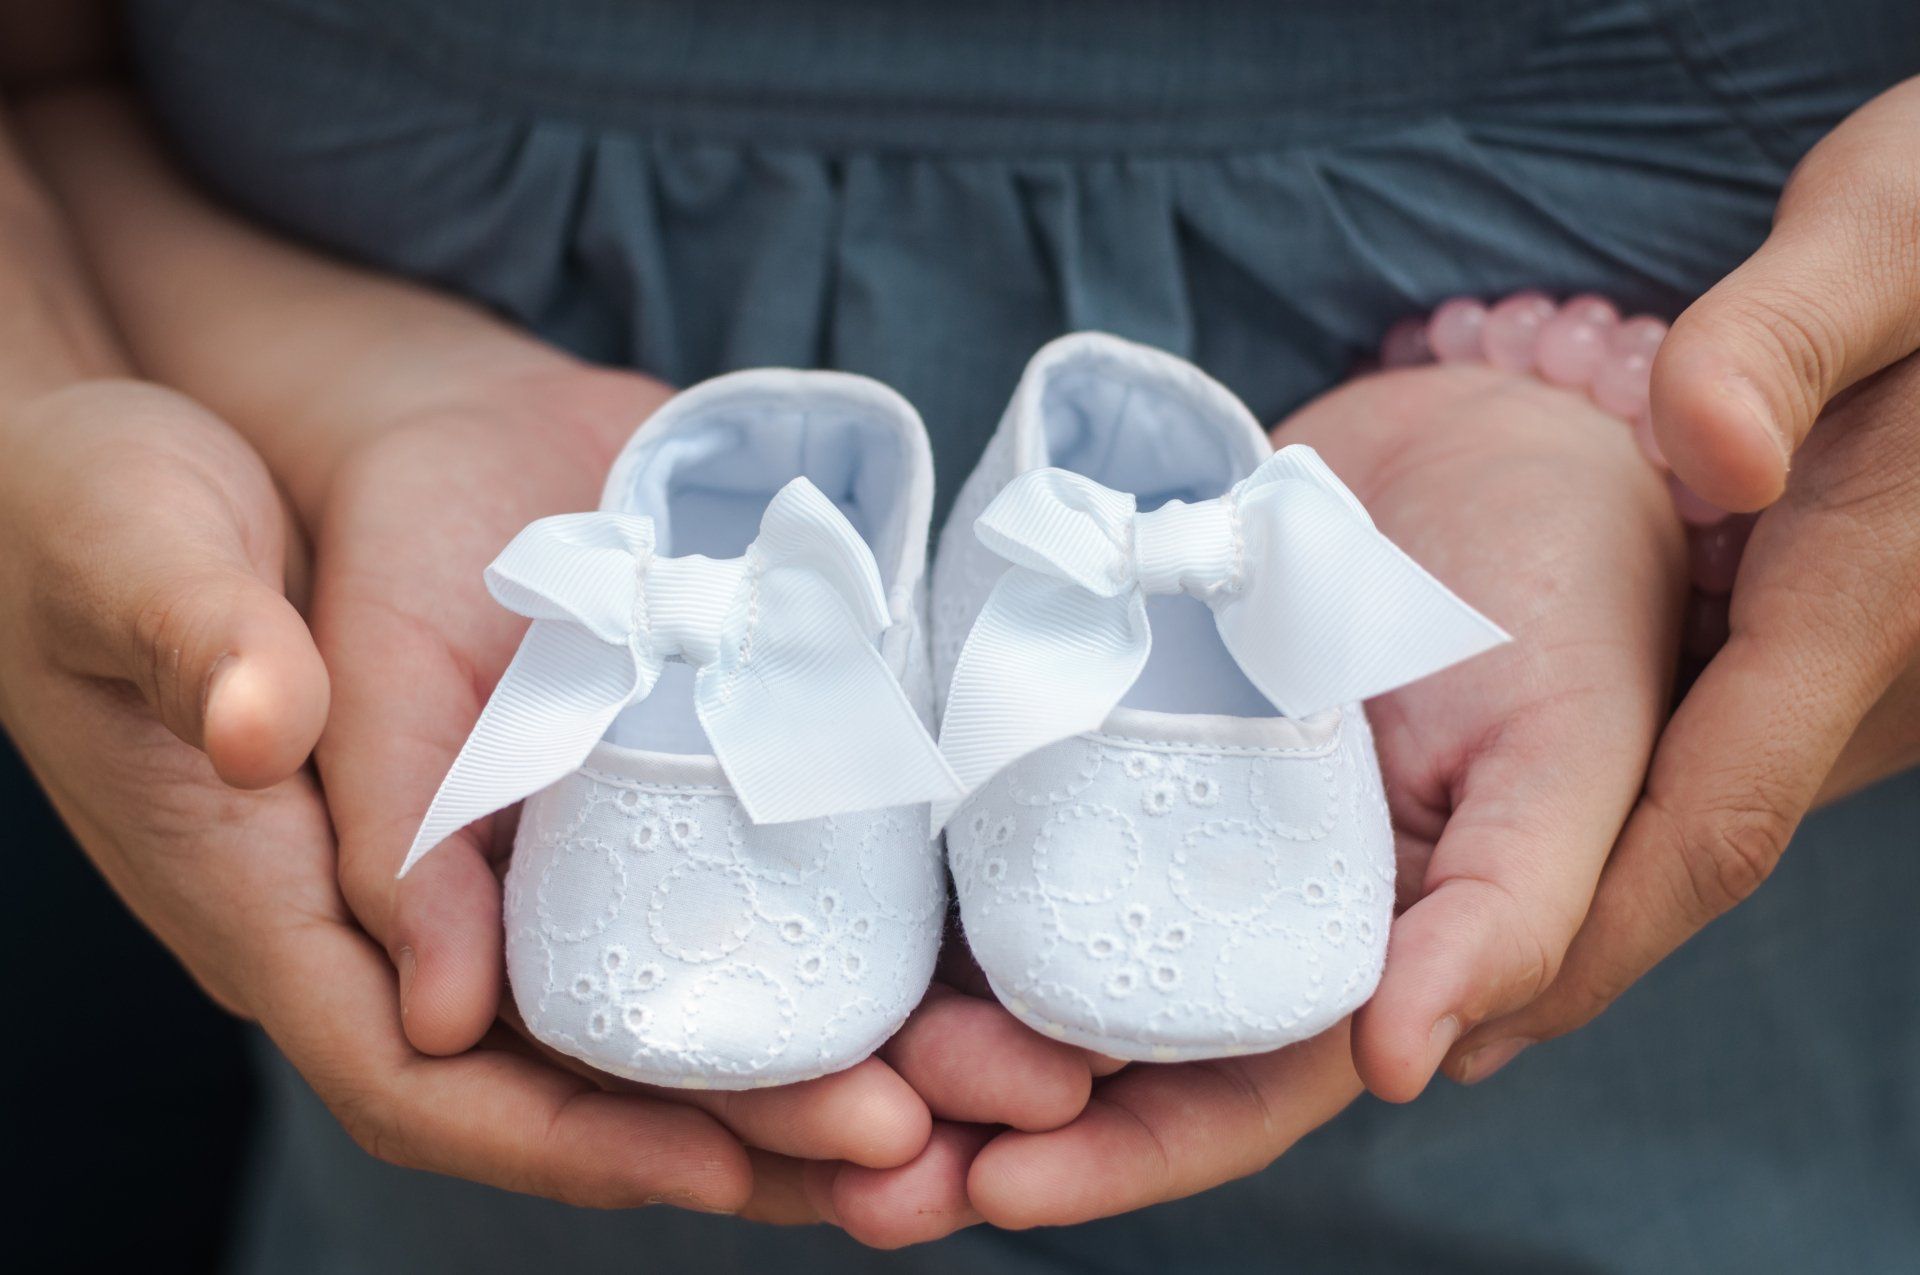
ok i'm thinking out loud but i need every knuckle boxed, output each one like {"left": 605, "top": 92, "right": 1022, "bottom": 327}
{"left": 1728, "top": 284, "right": 1849, "bottom": 406}
{"left": 1553, "top": 966, "right": 1622, "bottom": 1034}
{"left": 127, "top": 575, "right": 224, "bottom": 720}
{"left": 1518, "top": 967, "right": 1620, "bottom": 1044}
{"left": 1679, "top": 807, "right": 1792, "bottom": 919}
{"left": 332, "top": 1087, "right": 414, "bottom": 1171}
{"left": 1475, "top": 881, "right": 1563, "bottom": 1010}
{"left": 1439, "top": 869, "right": 1568, "bottom": 1012}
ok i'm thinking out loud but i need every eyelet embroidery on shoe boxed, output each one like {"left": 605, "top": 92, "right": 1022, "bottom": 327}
{"left": 948, "top": 717, "right": 1395, "bottom": 1053}
{"left": 567, "top": 944, "right": 668, "bottom": 1043}
{"left": 507, "top": 766, "right": 942, "bottom": 1086}
{"left": 1080, "top": 903, "right": 1190, "bottom": 1001}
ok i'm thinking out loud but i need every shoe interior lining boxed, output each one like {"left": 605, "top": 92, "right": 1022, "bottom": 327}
{"left": 605, "top": 398, "right": 914, "bottom": 755}
{"left": 1040, "top": 360, "right": 1277, "bottom": 718}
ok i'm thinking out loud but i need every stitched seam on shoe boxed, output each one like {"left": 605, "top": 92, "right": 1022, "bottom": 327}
{"left": 577, "top": 769, "right": 731, "bottom": 795}
{"left": 1083, "top": 725, "right": 1342, "bottom": 759}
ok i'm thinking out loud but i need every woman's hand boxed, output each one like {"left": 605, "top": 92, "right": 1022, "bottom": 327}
{"left": 310, "top": 356, "right": 1104, "bottom": 1244}
{"left": 305, "top": 358, "right": 947, "bottom": 1164}
{"left": 961, "top": 361, "right": 1688, "bottom": 1224}
{"left": 1451, "top": 77, "right": 1920, "bottom": 1074}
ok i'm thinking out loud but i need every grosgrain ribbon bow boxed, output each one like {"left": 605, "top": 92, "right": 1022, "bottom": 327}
{"left": 401, "top": 478, "right": 959, "bottom": 876}
{"left": 933, "top": 444, "right": 1509, "bottom": 830}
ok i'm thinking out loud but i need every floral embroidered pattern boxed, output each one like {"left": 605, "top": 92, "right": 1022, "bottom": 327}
{"left": 928, "top": 346, "right": 1408, "bottom": 1063}
{"left": 945, "top": 715, "right": 1395, "bottom": 1060}
{"left": 1082, "top": 904, "right": 1191, "bottom": 998}
{"left": 566, "top": 944, "right": 666, "bottom": 1043}
{"left": 505, "top": 766, "right": 943, "bottom": 1088}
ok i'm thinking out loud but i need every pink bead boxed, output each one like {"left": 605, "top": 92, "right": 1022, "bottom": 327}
{"left": 1683, "top": 594, "right": 1731, "bottom": 658}
{"left": 1592, "top": 350, "right": 1653, "bottom": 418}
{"left": 1380, "top": 317, "right": 1433, "bottom": 368}
{"left": 1537, "top": 308, "right": 1614, "bottom": 387}
{"left": 1630, "top": 410, "right": 1669, "bottom": 470}
{"left": 1560, "top": 293, "right": 1620, "bottom": 327}
{"left": 1669, "top": 475, "right": 1731, "bottom": 526}
{"left": 1481, "top": 291, "right": 1557, "bottom": 372}
{"left": 1688, "top": 515, "right": 1756, "bottom": 595}
{"left": 1608, "top": 315, "right": 1668, "bottom": 358}
{"left": 1429, "top": 298, "right": 1489, "bottom": 363}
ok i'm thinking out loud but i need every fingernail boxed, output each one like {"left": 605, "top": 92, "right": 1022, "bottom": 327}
{"left": 1455, "top": 1037, "right": 1533, "bottom": 1085}
{"left": 1428, "top": 1013, "right": 1463, "bottom": 1062}
{"left": 1720, "top": 372, "right": 1790, "bottom": 467}
{"left": 396, "top": 946, "right": 416, "bottom": 1020}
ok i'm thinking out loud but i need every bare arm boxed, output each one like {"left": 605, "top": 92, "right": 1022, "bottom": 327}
{"left": 11, "top": 82, "right": 591, "bottom": 522}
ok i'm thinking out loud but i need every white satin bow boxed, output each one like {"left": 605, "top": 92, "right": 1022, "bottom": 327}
{"left": 401, "top": 478, "right": 960, "bottom": 876}
{"left": 933, "top": 445, "right": 1509, "bottom": 830}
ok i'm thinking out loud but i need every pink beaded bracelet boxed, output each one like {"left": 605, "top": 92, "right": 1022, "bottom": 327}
{"left": 1377, "top": 291, "right": 1757, "bottom": 659}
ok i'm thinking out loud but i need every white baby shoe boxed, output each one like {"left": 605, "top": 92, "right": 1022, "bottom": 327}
{"left": 931, "top": 333, "right": 1507, "bottom": 1062}
{"left": 404, "top": 369, "right": 961, "bottom": 1089}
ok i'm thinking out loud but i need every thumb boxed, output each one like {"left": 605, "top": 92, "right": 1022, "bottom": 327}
{"left": 1453, "top": 355, "right": 1920, "bottom": 1070}
{"left": 23, "top": 384, "right": 330, "bottom": 788}
{"left": 115, "top": 559, "right": 330, "bottom": 789}
{"left": 1651, "top": 76, "right": 1920, "bottom": 511}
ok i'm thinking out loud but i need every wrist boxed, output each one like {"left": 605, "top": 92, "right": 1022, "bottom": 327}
{"left": 1376, "top": 293, "right": 1756, "bottom": 667}
{"left": 0, "top": 200, "right": 128, "bottom": 408}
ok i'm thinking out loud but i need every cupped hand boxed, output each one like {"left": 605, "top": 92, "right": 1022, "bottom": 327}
{"left": 0, "top": 380, "right": 762, "bottom": 1211}
{"left": 1302, "top": 366, "right": 1687, "bottom": 1098}
{"left": 312, "top": 356, "right": 1102, "bottom": 1244}
{"left": 1453, "top": 76, "right": 1920, "bottom": 1072}
{"left": 964, "top": 358, "right": 1688, "bottom": 1226}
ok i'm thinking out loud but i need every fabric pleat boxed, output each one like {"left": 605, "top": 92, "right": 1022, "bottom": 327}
{"left": 128, "top": 0, "right": 1920, "bottom": 521}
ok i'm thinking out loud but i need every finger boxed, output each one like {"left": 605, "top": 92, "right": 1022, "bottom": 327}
{"left": 21, "top": 385, "right": 328, "bottom": 788}
{"left": 315, "top": 492, "right": 527, "bottom": 1054}
{"left": 967, "top": 1024, "right": 1361, "bottom": 1228}
{"left": 1350, "top": 657, "right": 1666, "bottom": 1101}
{"left": 118, "top": 564, "right": 326, "bottom": 790}
{"left": 260, "top": 906, "right": 753, "bottom": 1212}
{"left": 502, "top": 993, "right": 931, "bottom": 1169}
{"left": 1821, "top": 654, "right": 1920, "bottom": 805}
{"left": 679, "top": 1059, "right": 932, "bottom": 1170}
{"left": 936, "top": 924, "right": 1122, "bottom": 1080}
{"left": 880, "top": 983, "right": 1094, "bottom": 1131}
{"left": 809, "top": 1122, "right": 991, "bottom": 1249}
{"left": 1651, "top": 78, "right": 1920, "bottom": 509}
{"left": 736, "top": 1150, "right": 829, "bottom": 1227}
{"left": 1456, "top": 368, "right": 1920, "bottom": 1073}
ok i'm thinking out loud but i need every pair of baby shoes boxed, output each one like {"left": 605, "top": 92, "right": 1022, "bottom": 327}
{"left": 403, "top": 333, "right": 1506, "bottom": 1088}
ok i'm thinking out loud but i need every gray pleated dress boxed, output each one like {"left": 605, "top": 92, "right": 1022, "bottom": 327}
{"left": 126, "top": 2, "right": 1920, "bottom": 1271}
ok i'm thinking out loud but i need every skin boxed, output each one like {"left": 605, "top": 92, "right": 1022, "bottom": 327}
{"left": 1449, "top": 76, "right": 1920, "bottom": 1082}
{"left": 966, "top": 360, "right": 1688, "bottom": 1225}
{"left": 13, "top": 83, "right": 1097, "bottom": 1247}
{"left": 3, "top": 5, "right": 1915, "bottom": 1243}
